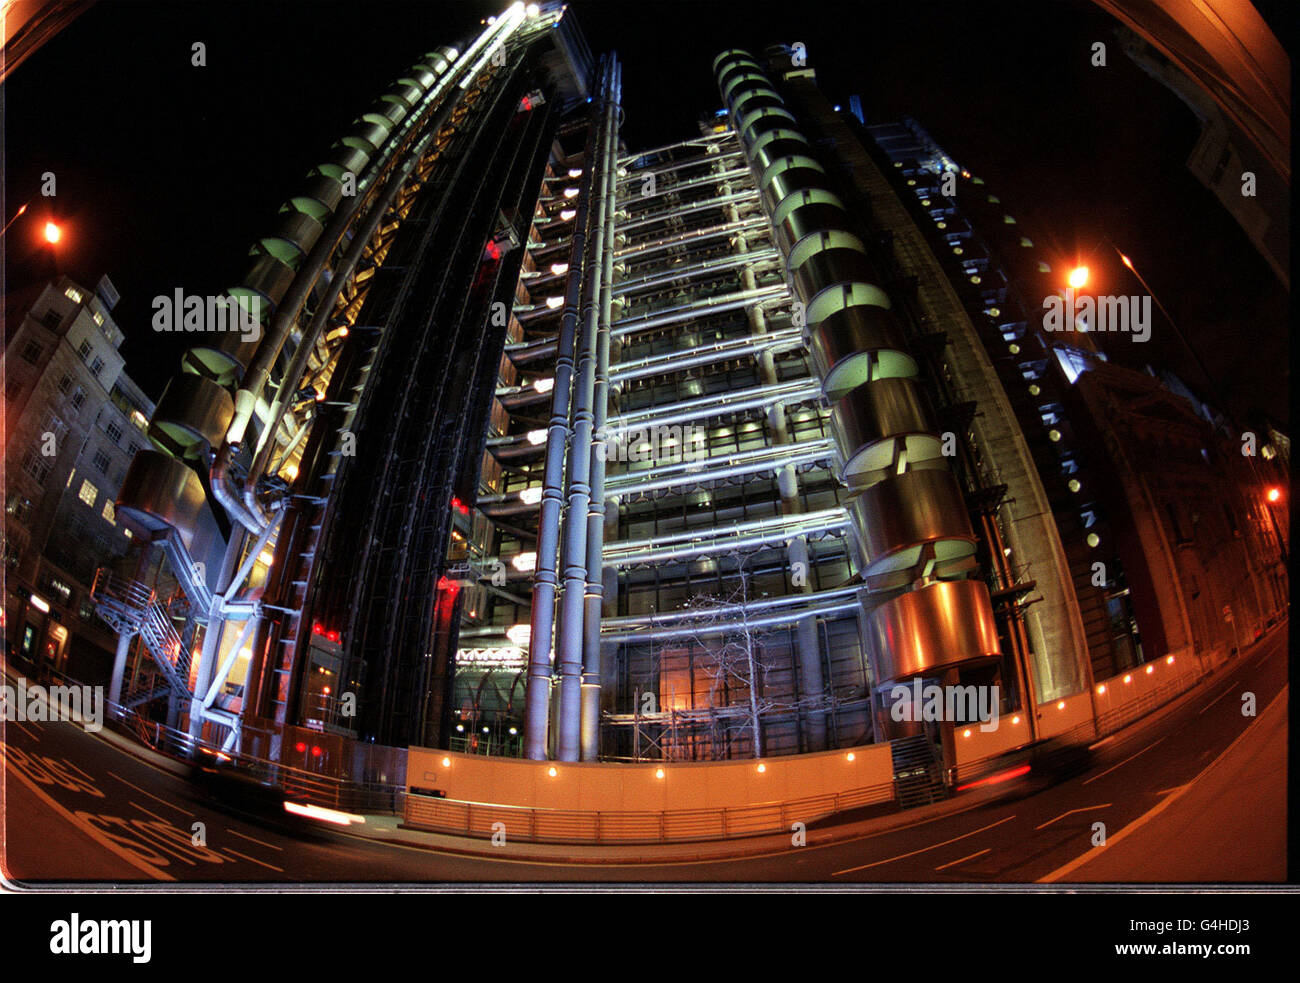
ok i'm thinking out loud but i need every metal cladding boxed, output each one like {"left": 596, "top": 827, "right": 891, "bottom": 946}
{"left": 714, "top": 49, "right": 998, "bottom": 685}
{"left": 115, "top": 450, "right": 210, "bottom": 552}
{"left": 148, "top": 373, "right": 235, "bottom": 460}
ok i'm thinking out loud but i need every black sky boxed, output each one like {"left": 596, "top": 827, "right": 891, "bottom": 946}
{"left": 3, "top": 0, "right": 1290, "bottom": 426}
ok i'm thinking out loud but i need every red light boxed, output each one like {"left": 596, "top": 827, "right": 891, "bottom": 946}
{"left": 521, "top": 95, "right": 532, "bottom": 111}
{"left": 485, "top": 239, "right": 501, "bottom": 260}
{"left": 955, "top": 764, "right": 1031, "bottom": 792}
{"left": 313, "top": 623, "right": 322, "bottom": 635}
{"left": 311, "top": 746, "right": 322, "bottom": 758}
{"left": 326, "top": 630, "right": 339, "bottom": 643}
{"left": 450, "top": 496, "right": 469, "bottom": 515}
{"left": 295, "top": 741, "right": 307, "bottom": 753}
{"left": 438, "top": 575, "right": 461, "bottom": 595}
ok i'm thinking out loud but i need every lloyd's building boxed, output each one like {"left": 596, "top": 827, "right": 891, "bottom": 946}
{"left": 98, "top": 2, "right": 1215, "bottom": 837}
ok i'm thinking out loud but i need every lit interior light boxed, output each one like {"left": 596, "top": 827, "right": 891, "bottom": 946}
{"left": 1048, "top": 429, "right": 1062, "bottom": 443}
{"left": 935, "top": 221, "right": 947, "bottom": 229}
{"left": 1028, "top": 384, "right": 1041, "bottom": 396}
{"left": 846, "top": 752, "right": 855, "bottom": 762}
{"left": 969, "top": 275, "right": 981, "bottom": 284}
{"left": 519, "top": 486, "right": 543, "bottom": 505}
{"left": 962, "top": 728, "right": 972, "bottom": 738}
{"left": 1097, "top": 684, "right": 1106, "bottom": 694}
{"left": 1123, "top": 674, "right": 1132, "bottom": 684}
{"left": 568, "top": 168, "right": 583, "bottom": 178}
{"left": 534, "top": 377, "right": 555, "bottom": 393}
{"left": 655, "top": 768, "right": 665, "bottom": 779}
{"left": 506, "top": 624, "right": 532, "bottom": 646}
{"left": 258, "top": 550, "right": 274, "bottom": 566}
{"left": 559, "top": 208, "right": 576, "bottom": 221}
{"left": 1057, "top": 700, "right": 1066, "bottom": 710}
{"left": 921, "top": 199, "right": 931, "bottom": 206}
{"left": 456, "top": 724, "right": 464, "bottom": 732}
{"left": 442, "top": 757, "right": 451, "bottom": 767}
{"left": 1003, "top": 547, "right": 1012, "bottom": 556}
{"left": 1008, "top": 343, "right": 1020, "bottom": 354}
{"left": 550, "top": 262, "right": 569, "bottom": 275}
{"left": 1068, "top": 479, "right": 1082, "bottom": 493}
{"left": 756, "top": 763, "right": 766, "bottom": 774}
{"left": 509, "top": 727, "right": 518, "bottom": 735}
{"left": 29, "top": 594, "right": 50, "bottom": 613}
{"left": 526, "top": 429, "right": 547, "bottom": 445}
{"left": 952, "top": 246, "right": 963, "bottom": 255}
{"left": 512, "top": 551, "right": 537, "bottom": 572}
{"left": 548, "top": 766, "right": 558, "bottom": 777}
{"left": 1086, "top": 532, "right": 1100, "bottom": 548}
{"left": 562, "top": 187, "right": 580, "bottom": 199}
{"left": 545, "top": 295, "right": 564, "bottom": 309}
{"left": 1012, "top": 715, "right": 1020, "bottom": 725}
{"left": 1166, "top": 655, "right": 1175, "bottom": 665}
{"left": 1146, "top": 665, "right": 1154, "bottom": 674}
{"left": 526, "top": 3, "right": 540, "bottom": 15}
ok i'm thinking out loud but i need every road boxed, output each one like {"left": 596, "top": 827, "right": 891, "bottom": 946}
{"left": 2, "top": 623, "right": 1286, "bottom": 885}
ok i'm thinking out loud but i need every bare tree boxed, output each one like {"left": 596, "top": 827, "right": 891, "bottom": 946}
{"left": 678, "top": 551, "right": 775, "bottom": 758}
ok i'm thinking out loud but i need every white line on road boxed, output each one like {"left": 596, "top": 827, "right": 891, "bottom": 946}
{"left": 1197, "top": 680, "right": 1239, "bottom": 715}
{"left": 934, "top": 848, "right": 990, "bottom": 872}
{"left": 1, "top": 748, "right": 174, "bottom": 881}
{"left": 1039, "top": 686, "right": 1287, "bottom": 884}
{"left": 107, "top": 770, "right": 191, "bottom": 816}
{"left": 225, "top": 848, "right": 285, "bottom": 873}
{"left": 1035, "top": 804, "right": 1111, "bottom": 830}
{"left": 832, "top": 815, "right": 1016, "bottom": 875}
{"left": 228, "top": 827, "right": 284, "bottom": 851}
{"left": 1081, "top": 736, "right": 1166, "bottom": 786}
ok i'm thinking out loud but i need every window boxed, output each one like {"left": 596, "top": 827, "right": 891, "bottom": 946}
{"left": 71, "top": 388, "right": 86, "bottom": 411}
{"left": 41, "top": 410, "right": 65, "bottom": 436}
{"left": 21, "top": 450, "right": 51, "bottom": 485}
{"left": 102, "top": 500, "right": 116, "bottom": 524}
{"left": 6, "top": 495, "right": 34, "bottom": 524}
{"left": 90, "top": 356, "right": 105, "bottom": 377}
{"left": 58, "top": 373, "right": 74, "bottom": 394}
{"left": 41, "top": 309, "right": 63, "bottom": 330}
{"left": 65, "top": 286, "right": 84, "bottom": 304}
{"left": 21, "top": 340, "right": 43, "bottom": 364}
{"left": 92, "top": 310, "right": 104, "bottom": 327}
{"left": 78, "top": 479, "right": 98, "bottom": 507}
{"left": 105, "top": 420, "right": 123, "bottom": 444}
{"left": 77, "top": 339, "right": 93, "bottom": 361}
{"left": 92, "top": 450, "right": 111, "bottom": 474}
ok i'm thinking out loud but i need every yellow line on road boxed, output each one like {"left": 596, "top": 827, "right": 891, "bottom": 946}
{"left": 1081, "top": 736, "right": 1166, "bottom": 786}
{"left": 1035, "top": 804, "right": 1111, "bottom": 830}
{"left": 228, "top": 827, "right": 284, "bottom": 851}
{"left": 106, "top": 770, "right": 191, "bottom": 816}
{"left": 225, "top": 848, "right": 285, "bottom": 873}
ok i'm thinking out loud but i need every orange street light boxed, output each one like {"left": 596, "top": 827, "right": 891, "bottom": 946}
{"left": 43, "top": 221, "right": 62, "bottom": 244}
{"left": 1266, "top": 487, "right": 1282, "bottom": 503}
{"left": 1067, "top": 265, "right": 1089, "bottom": 289}
{"left": 0, "top": 202, "right": 29, "bottom": 238}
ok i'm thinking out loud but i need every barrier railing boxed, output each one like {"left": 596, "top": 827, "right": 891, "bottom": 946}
{"left": 403, "top": 780, "right": 896, "bottom": 845}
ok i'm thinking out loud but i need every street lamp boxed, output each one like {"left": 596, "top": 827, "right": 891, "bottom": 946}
{"left": 0, "top": 202, "right": 29, "bottom": 238}
{"left": 1067, "top": 265, "right": 1089, "bottom": 289}
{"left": 43, "top": 220, "right": 62, "bottom": 244}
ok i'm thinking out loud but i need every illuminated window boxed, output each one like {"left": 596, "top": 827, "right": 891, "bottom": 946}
{"left": 65, "top": 286, "right": 84, "bottom": 304}
{"left": 78, "top": 479, "right": 98, "bottom": 508}
{"left": 102, "top": 500, "right": 116, "bottom": 524}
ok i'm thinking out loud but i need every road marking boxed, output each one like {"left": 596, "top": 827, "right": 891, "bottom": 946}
{"left": 228, "top": 827, "right": 283, "bottom": 851}
{"left": 1081, "top": 735, "right": 1166, "bottom": 786}
{"left": 1197, "top": 680, "right": 1239, "bottom": 715}
{"left": 1039, "top": 686, "right": 1287, "bottom": 884}
{"left": 107, "top": 770, "right": 190, "bottom": 816}
{"left": 225, "top": 848, "right": 285, "bottom": 873}
{"left": 832, "top": 815, "right": 1016, "bottom": 875}
{"left": 128, "top": 799, "right": 174, "bottom": 825}
{"left": 1, "top": 748, "right": 175, "bottom": 881}
{"left": 1035, "top": 804, "right": 1111, "bottom": 830}
{"left": 934, "top": 848, "right": 990, "bottom": 872}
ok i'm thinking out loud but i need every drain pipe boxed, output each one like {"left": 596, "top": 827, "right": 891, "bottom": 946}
{"left": 554, "top": 56, "right": 616, "bottom": 762}
{"left": 581, "top": 57, "right": 621, "bottom": 761}
{"left": 522, "top": 67, "right": 606, "bottom": 761}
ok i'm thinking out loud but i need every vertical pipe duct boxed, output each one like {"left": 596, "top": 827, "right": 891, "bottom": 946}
{"left": 581, "top": 57, "right": 621, "bottom": 761}
{"left": 713, "top": 50, "right": 1001, "bottom": 713}
{"left": 555, "top": 56, "right": 617, "bottom": 761}
{"left": 522, "top": 59, "right": 611, "bottom": 760}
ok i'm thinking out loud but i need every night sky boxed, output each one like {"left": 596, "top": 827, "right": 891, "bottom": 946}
{"left": 3, "top": 0, "right": 1290, "bottom": 426}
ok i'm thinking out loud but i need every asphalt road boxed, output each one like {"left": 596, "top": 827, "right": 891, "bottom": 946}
{"left": 2, "top": 623, "right": 1286, "bottom": 885}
